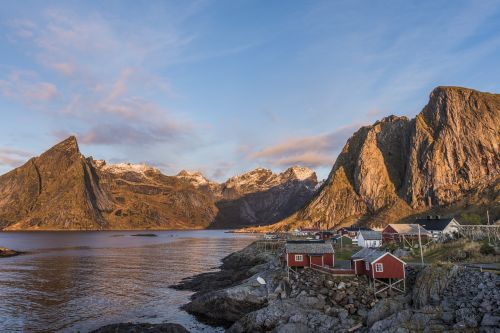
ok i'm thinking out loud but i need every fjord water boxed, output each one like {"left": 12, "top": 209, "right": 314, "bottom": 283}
{"left": 0, "top": 230, "right": 256, "bottom": 332}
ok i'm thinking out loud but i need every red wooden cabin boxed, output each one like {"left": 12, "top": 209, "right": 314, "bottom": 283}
{"left": 285, "top": 240, "right": 334, "bottom": 268}
{"left": 351, "top": 248, "right": 405, "bottom": 279}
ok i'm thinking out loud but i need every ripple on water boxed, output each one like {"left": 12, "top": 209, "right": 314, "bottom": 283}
{"left": 0, "top": 230, "right": 256, "bottom": 333}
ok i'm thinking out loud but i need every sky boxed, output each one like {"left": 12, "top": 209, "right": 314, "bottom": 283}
{"left": 1, "top": 0, "right": 499, "bottom": 181}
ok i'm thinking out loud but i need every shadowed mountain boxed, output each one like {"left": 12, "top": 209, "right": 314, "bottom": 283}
{"left": 211, "top": 167, "right": 318, "bottom": 228}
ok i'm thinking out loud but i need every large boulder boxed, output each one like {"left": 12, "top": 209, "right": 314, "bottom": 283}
{"left": 366, "top": 295, "right": 409, "bottom": 327}
{"left": 183, "top": 267, "right": 283, "bottom": 323}
{"left": 227, "top": 299, "right": 342, "bottom": 333}
{"left": 412, "top": 264, "right": 458, "bottom": 308}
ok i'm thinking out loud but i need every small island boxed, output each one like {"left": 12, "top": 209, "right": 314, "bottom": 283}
{"left": 130, "top": 233, "right": 158, "bottom": 237}
{"left": 0, "top": 247, "right": 21, "bottom": 258}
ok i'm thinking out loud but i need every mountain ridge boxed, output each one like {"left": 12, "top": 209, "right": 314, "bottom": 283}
{"left": 0, "top": 139, "right": 318, "bottom": 230}
{"left": 256, "top": 86, "right": 500, "bottom": 231}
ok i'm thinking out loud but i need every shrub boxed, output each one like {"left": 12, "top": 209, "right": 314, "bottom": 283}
{"left": 381, "top": 242, "right": 399, "bottom": 252}
{"left": 480, "top": 241, "right": 495, "bottom": 255}
{"left": 460, "top": 213, "right": 482, "bottom": 225}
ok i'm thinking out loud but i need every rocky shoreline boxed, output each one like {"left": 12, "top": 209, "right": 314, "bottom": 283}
{"left": 90, "top": 323, "right": 189, "bottom": 333}
{"left": 174, "top": 242, "right": 500, "bottom": 332}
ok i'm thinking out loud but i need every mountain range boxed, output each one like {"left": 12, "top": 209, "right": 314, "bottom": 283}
{"left": 0, "top": 86, "right": 498, "bottom": 231}
{"left": 0, "top": 138, "right": 317, "bottom": 230}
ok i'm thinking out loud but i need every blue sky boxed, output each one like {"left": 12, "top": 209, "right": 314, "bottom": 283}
{"left": 1, "top": 0, "right": 499, "bottom": 180}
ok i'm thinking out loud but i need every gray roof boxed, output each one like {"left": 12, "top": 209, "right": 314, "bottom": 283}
{"left": 285, "top": 242, "right": 334, "bottom": 254}
{"left": 359, "top": 230, "right": 382, "bottom": 240}
{"left": 351, "top": 248, "right": 385, "bottom": 263}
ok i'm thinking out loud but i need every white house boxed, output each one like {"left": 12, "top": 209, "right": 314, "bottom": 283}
{"left": 357, "top": 230, "right": 382, "bottom": 248}
{"left": 415, "top": 216, "right": 460, "bottom": 240}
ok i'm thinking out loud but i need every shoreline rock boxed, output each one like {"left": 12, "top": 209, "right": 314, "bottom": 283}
{"left": 0, "top": 247, "right": 21, "bottom": 258}
{"left": 177, "top": 242, "right": 500, "bottom": 332}
{"left": 89, "top": 323, "right": 189, "bottom": 333}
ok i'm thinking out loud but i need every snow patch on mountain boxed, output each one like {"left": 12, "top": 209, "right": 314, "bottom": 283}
{"left": 99, "top": 162, "right": 160, "bottom": 175}
{"left": 176, "top": 170, "right": 212, "bottom": 187}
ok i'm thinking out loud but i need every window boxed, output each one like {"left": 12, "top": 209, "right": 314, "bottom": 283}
{"left": 295, "top": 255, "right": 303, "bottom": 262}
{"left": 365, "top": 262, "right": 370, "bottom": 270}
{"left": 375, "top": 263, "right": 383, "bottom": 272}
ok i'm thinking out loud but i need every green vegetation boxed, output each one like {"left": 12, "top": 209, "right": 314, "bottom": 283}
{"left": 480, "top": 241, "right": 495, "bottom": 255}
{"left": 333, "top": 244, "right": 361, "bottom": 260}
{"left": 381, "top": 242, "right": 399, "bottom": 252}
{"left": 404, "top": 239, "right": 499, "bottom": 264}
{"left": 459, "top": 212, "right": 482, "bottom": 225}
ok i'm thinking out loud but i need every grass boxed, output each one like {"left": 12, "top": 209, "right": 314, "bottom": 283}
{"left": 402, "top": 239, "right": 500, "bottom": 264}
{"left": 333, "top": 244, "right": 361, "bottom": 260}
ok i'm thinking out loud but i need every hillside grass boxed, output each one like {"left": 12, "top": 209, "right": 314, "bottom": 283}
{"left": 334, "top": 244, "right": 361, "bottom": 261}
{"left": 402, "top": 239, "right": 500, "bottom": 265}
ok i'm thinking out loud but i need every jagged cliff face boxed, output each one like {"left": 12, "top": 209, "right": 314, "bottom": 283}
{"left": 403, "top": 87, "right": 499, "bottom": 207}
{"left": 0, "top": 137, "right": 114, "bottom": 230}
{"left": 0, "top": 138, "right": 317, "bottom": 230}
{"left": 287, "top": 87, "right": 500, "bottom": 230}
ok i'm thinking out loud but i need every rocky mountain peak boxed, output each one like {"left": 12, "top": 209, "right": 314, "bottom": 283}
{"left": 281, "top": 166, "right": 317, "bottom": 182}
{"left": 276, "top": 86, "right": 500, "bottom": 230}
{"left": 175, "top": 170, "right": 212, "bottom": 187}
{"left": 176, "top": 170, "right": 191, "bottom": 177}
{"left": 377, "top": 115, "right": 409, "bottom": 124}
{"left": 39, "top": 136, "right": 81, "bottom": 159}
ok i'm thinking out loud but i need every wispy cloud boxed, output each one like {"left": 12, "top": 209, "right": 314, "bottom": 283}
{"left": 0, "top": 147, "right": 32, "bottom": 168}
{"left": 54, "top": 120, "right": 191, "bottom": 146}
{"left": 248, "top": 124, "right": 362, "bottom": 168}
{"left": 0, "top": 70, "right": 58, "bottom": 104}
{"left": 5, "top": 8, "right": 195, "bottom": 146}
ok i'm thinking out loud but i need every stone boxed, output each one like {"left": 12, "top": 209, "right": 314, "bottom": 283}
{"left": 481, "top": 314, "right": 500, "bottom": 327}
{"left": 441, "top": 311, "right": 454, "bottom": 324}
{"left": 274, "top": 323, "right": 310, "bottom": 333}
{"left": 90, "top": 323, "right": 190, "bottom": 333}
{"left": 366, "top": 297, "right": 405, "bottom": 327}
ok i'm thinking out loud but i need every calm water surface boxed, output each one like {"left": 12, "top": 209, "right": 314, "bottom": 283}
{"left": 0, "top": 230, "right": 256, "bottom": 332}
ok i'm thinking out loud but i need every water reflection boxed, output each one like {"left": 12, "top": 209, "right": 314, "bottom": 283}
{"left": 0, "top": 231, "right": 255, "bottom": 332}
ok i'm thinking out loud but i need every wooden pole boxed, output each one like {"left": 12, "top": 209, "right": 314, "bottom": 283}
{"left": 487, "top": 210, "right": 491, "bottom": 243}
{"left": 418, "top": 224, "right": 424, "bottom": 266}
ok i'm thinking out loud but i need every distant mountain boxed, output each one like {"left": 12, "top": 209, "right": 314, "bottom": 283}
{"left": 266, "top": 86, "right": 500, "bottom": 231}
{"left": 0, "top": 138, "right": 317, "bottom": 230}
{"left": 211, "top": 167, "right": 318, "bottom": 228}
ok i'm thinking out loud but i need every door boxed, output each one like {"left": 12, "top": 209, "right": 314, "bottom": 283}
{"left": 310, "top": 255, "right": 324, "bottom": 267}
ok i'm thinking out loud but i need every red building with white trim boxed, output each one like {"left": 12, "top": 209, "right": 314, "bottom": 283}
{"left": 285, "top": 240, "right": 334, "bottom": 268}
{"left": 351, "top": 248, "right": 405, "bottom": 279}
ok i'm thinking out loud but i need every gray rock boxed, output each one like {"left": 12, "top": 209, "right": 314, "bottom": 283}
{"left": 455, "top": 308, "right": 480, "bottom": 328}
{"left": 366, "top": 297, "right": 405, "bottom": 327}
{"left": 274, "top": 323, "right": 310, "bottom": 333}
{"left": 90, "top": 323, "right": 189, "bottom": 333}
{"left": 481, "top": 314, "right": 500, "bottom": 327}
